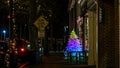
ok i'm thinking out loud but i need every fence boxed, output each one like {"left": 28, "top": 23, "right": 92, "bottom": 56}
{"left": 64, "top": 51, "right": 88, "bottom": 64}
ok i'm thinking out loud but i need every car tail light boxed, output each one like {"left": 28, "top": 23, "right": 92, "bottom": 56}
{"left": 20, "top": 48, "right": 25, "bottom": 52}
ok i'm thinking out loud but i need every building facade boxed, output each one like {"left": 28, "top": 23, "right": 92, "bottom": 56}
{"left": 68, "top": 0, "right": 119, "bottom": 68}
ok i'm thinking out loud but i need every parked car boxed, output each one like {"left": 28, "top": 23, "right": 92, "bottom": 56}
{"left": 15, "top": 39, "right": 30, "bottom": 63}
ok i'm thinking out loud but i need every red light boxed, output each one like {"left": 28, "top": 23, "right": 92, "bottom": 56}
{"left": 25, "top": 40, "right": 29, "bottom": 43}
{"left": 20, "top": 48, "right": 25, "bottom": 52}
{"left": 7, "top": 15, "right": 10, "bottom": 19}
{"left": 14, "top": 50, "right": 18, "bottom": 55}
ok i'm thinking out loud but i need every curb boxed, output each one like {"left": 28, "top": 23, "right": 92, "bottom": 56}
{"left": 19, "top": 62, "right": 29, "bottom": 68}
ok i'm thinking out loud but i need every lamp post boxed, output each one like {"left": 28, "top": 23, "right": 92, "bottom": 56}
{"left": 3, "top": 30, "right": 6, "bottom": 40}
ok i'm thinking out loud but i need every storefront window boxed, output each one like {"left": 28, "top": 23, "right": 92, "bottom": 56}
{"left": 77, "top": 16, "right": 83, "bottom": 45}
{"left": 84, "top": 15, "right": 89, "bottom": 51}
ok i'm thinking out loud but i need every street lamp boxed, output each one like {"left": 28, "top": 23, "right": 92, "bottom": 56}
{"left": 3, "top": 30, "right": 6, "bottom": 40}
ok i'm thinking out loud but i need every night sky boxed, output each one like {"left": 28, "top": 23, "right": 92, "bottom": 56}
{"left": 51, "top": 0, "right": 69, "bottom": 38}
{"left": 0, "top": 0, "right": 69, "bottom": 39}
{"left": 0, "top": 8, "right": 9, "bottom": 39}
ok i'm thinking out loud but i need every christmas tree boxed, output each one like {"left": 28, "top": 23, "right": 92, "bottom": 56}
{"left": 64, "top": 29, "right": 82, "bottom": 57}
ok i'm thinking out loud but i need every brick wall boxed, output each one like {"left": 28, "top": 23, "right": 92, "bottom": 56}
{"left": 98, "top": 0, "right": 119, "bottom": 68}
{"left": 114, "top": 0, "right": 119, "bottom": 68}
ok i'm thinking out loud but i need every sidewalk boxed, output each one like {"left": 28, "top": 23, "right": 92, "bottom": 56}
{"left": 20, "top": 53, "right": 96, "bottom": 68}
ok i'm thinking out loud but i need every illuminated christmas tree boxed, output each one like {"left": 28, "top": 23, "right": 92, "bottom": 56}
{"left": 64, "top": 29, "right": 82, "bottom": 57}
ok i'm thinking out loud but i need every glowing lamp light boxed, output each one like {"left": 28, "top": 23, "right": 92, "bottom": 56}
{"left": 7, "top": 15, "right": 10, "bottom": 19}
{"left": 15, "top": 50, "right": 18, "bottom": 54}
{"left": 2, "top": 30, "right": 6, "bottom": 40}
{"left": 3, "top": 30, "right": 6, "bottom": 34}
{"left": 20, "top": 48, "right": 25, "bottom": 52}
{"left": 25, "top": 40, "right": 29, "bottom": 43}
{"left": 12, "top": 42, "right": 16, "bottom": 46}
{"left": 27, "top": 44, "right": 31, "bottom": 48}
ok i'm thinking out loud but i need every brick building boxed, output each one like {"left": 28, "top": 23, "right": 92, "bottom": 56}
{"left": 68, "top": 0, "right": 119, "bottom": 68}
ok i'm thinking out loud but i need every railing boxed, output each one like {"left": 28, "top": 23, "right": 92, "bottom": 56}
{"left": 64, "top": 51, "right": 88, "bottom": 64}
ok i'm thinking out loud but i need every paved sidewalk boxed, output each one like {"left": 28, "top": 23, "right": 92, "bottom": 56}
{"left": 21, "top": 53, "right": 96, "bottom": 68}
